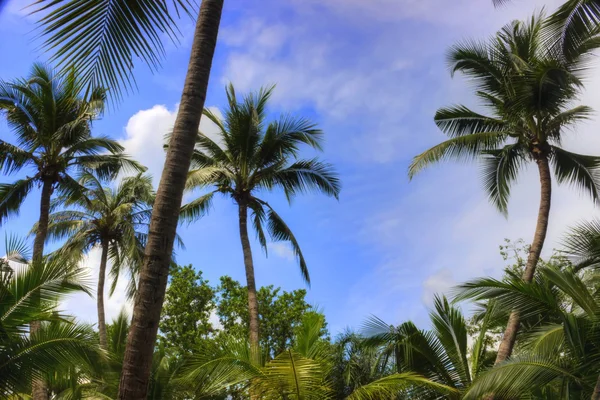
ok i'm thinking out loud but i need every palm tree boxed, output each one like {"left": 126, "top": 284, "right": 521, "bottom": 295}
{"left": 26, "top": 2, "right": 225, "bottom": 397}
{"left": 0, "top": 239, "right": 99, "bottom": 396}
{"left": 43, "top": 172, "right": 155, "bottom": 350}
{"left": 0, "top": 64, "right": 142, "bottom": 262}
{"left": 178, "top": 84, "right": 340, "bottom": 361}
{"left": 456, "top": 265, "right": 600, "bottom": 399}
{"left": 365, "top": 296, "right": 497, "bottom": 398}
{"left": 0, "top": 63, "right": 142, "bottom": 399}
{"left": 408, "top": 14, "right": 600, "bottom": 364}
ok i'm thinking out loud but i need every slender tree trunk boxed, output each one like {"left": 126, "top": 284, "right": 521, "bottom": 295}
{"left": 117, "top": 1, "right": 223, "bottom": 398}
{"left": 494, "top": 154, "right": 551, "bottom": 364}
{"left": 31, "top": 178, "right": 53, "bottom": 400}
{"left": 238, "top": 201, "right": 261, "bottom": 363}
{"left": 97, "top": 238, "right": 109, "bottom": 350}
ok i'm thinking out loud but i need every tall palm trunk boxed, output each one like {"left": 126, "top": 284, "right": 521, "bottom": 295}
{"left": 238, "top": 201, "right": 261, "bottom": 362}
{"left": 31, "top": 178, "right": 53, "bottom": 400}
{"left": 494, "top": 154, "right": 551, "bottom": 364}
{"left": 117, "top": 1, "right": 223, "bottom": 398}
{"left": 97, "top": 238, "right": 109, "bottom": 350}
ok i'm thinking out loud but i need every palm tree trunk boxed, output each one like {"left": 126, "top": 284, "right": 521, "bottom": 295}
{"left": 32, "top": 178, "right": 52, "bottom": 262}
{"left": 97, "top": 238, "right": 109, "bottom": 350}
{"left": 117, "top": 1, "right": 223, "bottom": 398}
{"left": 494, "top": 154, "right": 551, "bottom": 364}
{"left": 592, "top": 374, "right": 600, "bottom": 400}
{"left": 31, "top": 178, "right": 53, "bottom": 400}
{"left": 238, "top": 201, "right": 261, "bottom": 363}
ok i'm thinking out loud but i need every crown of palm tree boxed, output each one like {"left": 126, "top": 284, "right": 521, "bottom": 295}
{"left": 180, "top": 84, "right": 340, "bottom": 284}
{"left": 0, "top": 63, "right": 144, "bottom": 224}
{"left": 44, "top": 172, "right": 155, "bottom": 297}
{"left": 409, "top": 14, "right": 600, "bottom": 215}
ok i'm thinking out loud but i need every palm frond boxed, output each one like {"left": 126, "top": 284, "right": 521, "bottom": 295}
{"left": 551, "top": 146, "right": 600, "bottom": 203}
{"left": 0, "top": 178, "right": 36, "bottom": 225}
{"left": 179, "top": 191, "right": 216, "bottom": 223}
{"left": 260, "top": 200, "right": 310, "bottom": 286}
{"left": 262, "top": 158, "right": 341, "bottom": 202}
{"left": 408, "top": 132, "right": 506, "bottom": 178}
{"left": 347, "top": 372, "right": 458, "bottom": 400}
{"left": 31, "top": 0, "right": 197, "bottom": 100}
{"left": 435, "top": 105, "right": 506, "bottom": 138}
{"left": 463, "top": 355, "right": 580, "bottom": 400}
{"left": 480, "top": 144, "right": 526, "bottom": 215}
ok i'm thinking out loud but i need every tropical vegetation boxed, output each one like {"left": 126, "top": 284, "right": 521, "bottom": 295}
{"left": 2, "top": 0, "right": 600, "bottom": 399}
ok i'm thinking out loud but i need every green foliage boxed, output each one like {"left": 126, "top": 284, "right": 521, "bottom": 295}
{"left": 159, "top": 264, "right": 215, "bottom": 354}
{"left": 0, "top": 241, "right": 99, "bottom": 395}
{"left": 215, "top": 276, "right": 327, "bottom": 360}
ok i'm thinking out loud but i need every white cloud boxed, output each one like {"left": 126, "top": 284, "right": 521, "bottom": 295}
{"left": 61, "top": 248, "right": 133, "bottom": 325}
{"left": 422, "top": 269, "right": 455, "bottom": 305}
{"left": 268, "top": 242, "right": 295, "bottom": 261}
{"left": 119, "top": 104, "right": 223, "bottom": 187}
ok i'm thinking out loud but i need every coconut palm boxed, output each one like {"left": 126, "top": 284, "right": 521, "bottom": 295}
{"left": 0, "top": 238, "right": 99, "bottom": 396}
{"left": 42, "top": 172, "right": 155, "bottom": 350}
{"left": 0, "top": 63, "right": 143, "bottom": 262}
{"left": 178, "top": 84, "right": 340, "bottom": 361}
{"left": 27, "top": 2, "right": 225, "bottom": 396}
{"left": 408, "top": 14, "right": 600, "bottom": 364}
{"left": 456, "top": 265, "right": 600, "bottom": 399}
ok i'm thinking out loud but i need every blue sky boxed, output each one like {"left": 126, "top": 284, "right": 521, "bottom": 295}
{"left": 2, "top": 0, "right": 600, "bottom": 335}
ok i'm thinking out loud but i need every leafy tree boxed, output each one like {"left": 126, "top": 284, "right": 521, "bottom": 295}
{"left": 159, "top": 264, "right": 215, "bottom": 354}
{"left": 43, "top": 172, "right": 154, "bottom": 350}
{"left": 179, "top": 84, "right": 340, "bottom": 359}
{"left": 408, "top": 13, "right": 600, "bottom": 364}
{"left": 216, "top": 276, "right": 326, "bottom": 360}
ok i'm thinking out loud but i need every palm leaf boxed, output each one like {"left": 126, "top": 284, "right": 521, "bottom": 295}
{"left": 408, "top": 132, "right": 506, "bottom": 178}
{"left": 551, "top": 146, "right": 600, "bottom": 203}
{"left": 31, "top": 0, "right": 196, "bottom": 100}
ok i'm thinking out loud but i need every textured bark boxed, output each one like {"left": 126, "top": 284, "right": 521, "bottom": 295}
{"left": 117, "top": 1, "right": 223, "bottom": 398}
{"left": 494, "top": 154, "right": 551, "bottom": 364}
{"left": 592, "top": 373, "right": 600, "bottom": 400}
{"left": 32, "top": 178, "right": 52, "bottom": 262}
{"left": 238, "top": 201, "right": 261, "bottom": 362}
{"left": 31, "top": 178, "right": 53, "bottom": 400}
{"left": 97, "top": 239, "right": 109, "bottom": 350}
